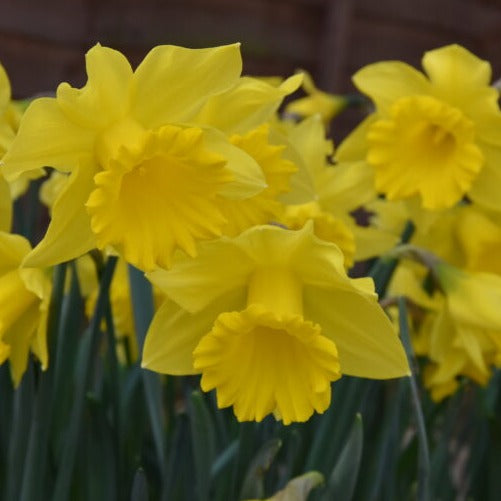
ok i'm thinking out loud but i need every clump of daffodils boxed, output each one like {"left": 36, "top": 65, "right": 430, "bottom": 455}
{"left": 2, "top": 40, "right": 501, "bottom": 421}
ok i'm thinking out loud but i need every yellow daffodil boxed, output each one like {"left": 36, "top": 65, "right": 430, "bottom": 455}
{"left": 142, "top": 223, "right": 409, "bottom": 424}
{"left": 285, "top": 71, "right": 348, "bottom": 123}
{"left": 0, "top": 231, "right": 51, "bottom": 386}
{"left": 390, "top": 261, "right": 501, "bottom": 401}
{"left": 2, "top": 43, "right": 271, "bottom": 271}
{"left": 338, "top": 44, "right": 501, "bottom": 210}
{"left": 280, "top": 115, "right": 397, "bottom": 267}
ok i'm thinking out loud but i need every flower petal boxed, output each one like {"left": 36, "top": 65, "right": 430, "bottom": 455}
{"left": 335, "top": 116, "right": 376, "bottom": 162}
{"left": 0, "top": 174, "right": 12, "bottom": 232}
{"left": 0, "top": 232, "right": 31, "bottom": 274}
{"left": 468, "top": 142, "right": 501, "bottom": 212}
{"left": 192, "top": 74, "right": 302, "bottom": 135}
{"left": 141, "top": 288, "right": 246, "bottom": 374}
{"left": 353, "top": 61, "right": 429, "bottom": 114}
{"left": 423, "top": 44, "right": 491, "bottom": 91}
{"left": 3, "top": 302, "right": 40, "bottom": 387}
{"left": 57, "top": 44, "right": 133, "bottom": 129}
{"left": 132, "top": 44, "right": 242, "bottom": 127}
{"left": 318, "top": 161, "right": 376, "bottom": 215}
{"left": 422, "top": 44, "right": 499, "bottom": 121}
{"left": 2, "top": 98, "right": 94, "bottom": 181}
{"left": 203, "top": 128, "right": 267, "bottom": 199}
{"left": 303, "top": 286, "right": 410, "bottom": 378}
{"left": 436, "top": 263, "right": 501, "bottom": 330}
{"left": 0, "top": 63, "right": 11, "bottom": 108}
{"left": 146, "top": 241, "right": 253, "bottom": 313}
{"left": 23, "top": 161, "right": 97, "bottom": 268}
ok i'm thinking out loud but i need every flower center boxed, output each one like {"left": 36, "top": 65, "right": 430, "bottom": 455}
{"left": 366, "top": 95, "right": 484, "bottom": 209}
{"left": 193, "top": 268, "right": 341, "bottom": 424}
{"left": 86, "top": 124, "right": 233, "bottom": 270}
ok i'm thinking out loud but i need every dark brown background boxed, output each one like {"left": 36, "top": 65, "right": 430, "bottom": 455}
{"left": 1, "top": 0, "right": 501, "bottom": 136}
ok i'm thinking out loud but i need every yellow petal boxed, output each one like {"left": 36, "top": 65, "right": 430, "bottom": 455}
{"left": 0, "top": 339, "right": 10, "bottom": 365}
{"left": 141, "top": 288, "right": 246, "bottom": 374}
{"left": 233, "top": 223, "right": 351, "bottom": 290}
{"left": 317, "top": 161, "right": 376, "bottom": 215}
{"left": 352, "top": 225, "right": 399, "bottom": 261}
{"left": 0, "top": 174, "right": 12, "bottom": 233}
{"left": 436, "top": 263, "right": 501, "bottom": 330}
{"left": 2, "top": 98, "right": 94, "bottom": 181}
{"left": 193, "top": 74, "right": 302, "bottom": 135}
{"left": 335, "top": 116, "right": 376, "bottom": 162}
{"left": 146, "top": 241, "right": 253, "bottom": 313}
{"left": 468, "top": 142, "right": 501, "bottom": 212}
{"left": 423, "top": 44, "right": 491, "bottom": 91}
{"left": 303, "top": 285, "right": 410, "bottom": 378}
{"left": 132, "top": 44, "right": 242, "bottom": 128}
{"left": 0, "top": 63, "right": 11, "bottom": 108}
{"left": 422, "top": 44, "right": 499, "bottom": 122}
{"left": 30, "top": 299, "right": 50, "bottom": 370}
{"left": 353, "top": 61, "right": 429, "bottom": 114}
{"left": 286, "top": 70, "right": 347, "bottom": 123}
{"left": 23, "top": 161, "right": 97, "bottom": 268}
{"left": 286, "top": 115, "right": 333, "bottom": 182}
{"left": 202, "top": 127, "right": 267, "bottom": 199}
{"left": 57, "top": 44, "right": 133, "bottom": 129}
{"left": 217, "top": 124, "right": 296, "bottom": 236}
{"left": 0, "top": 231, "right": 31, "bottom": 274}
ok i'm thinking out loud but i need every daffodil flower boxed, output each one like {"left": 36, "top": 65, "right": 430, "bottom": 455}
{"left": 285, "top": 70, "right": 348, "bottom": 123}
{"left": 337, "top": 44, "right": 501, "bottom": 211}
{"left": 280, "top": 115, "right": 397, "bottom": 267}
{"left": 3, "top": 43, "right": 271, "bottom": 270}
{"left": 390, "top": 261, "right": 501, "bottom": 401}
{"left": 142, "top": 223, "right": 409, "bottom": 424}
{"left": 0, "top": 231, "right": 51, "bottom": 386}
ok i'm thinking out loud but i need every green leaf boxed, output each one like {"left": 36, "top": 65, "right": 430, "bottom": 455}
{"left": 321, "top": 413, "right": 363, "bottom": 501}
{"left": 239, "top": 438, "right": 282, "bottom": 500}
{"left": 211, "top": 439, "right": 239, "bottom": 480}
{"left": 52, "top": 257, "right": 117, "bottom": 501}
{"left": 19, "top": 263, "right": 68, "bottom": 501}
{"left": 268, "top": 471, "right": 324, "bottom": 501}
{"left": 130, "top": 468, "right": 149, "bottom": 501}
{"left": 5, "top": 363, "right": 34, "bottom": 501}
{"left": 188, "top": 390, "right": 217, "bottom": 501}
{"left": 128, "top": 264, "right": 166, "bottom": 476}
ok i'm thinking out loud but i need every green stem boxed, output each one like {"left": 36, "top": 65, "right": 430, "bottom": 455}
{"left": 398, "top": 296, "right": 431, "bottom": 501}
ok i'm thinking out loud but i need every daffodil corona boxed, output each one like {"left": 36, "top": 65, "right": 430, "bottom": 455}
{"left": 143, "top": 223, "right": 409, "bottom": 424}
